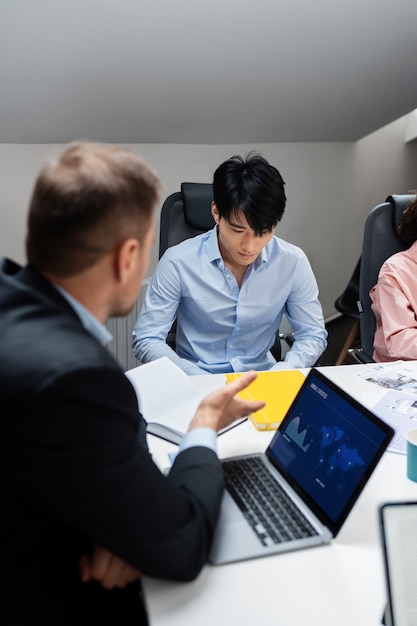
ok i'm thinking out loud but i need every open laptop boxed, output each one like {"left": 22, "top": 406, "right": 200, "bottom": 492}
{"left": 209, "top": 368, "right": 394, "bottom": 565}
{"left": 379, "top": 501, "right": 417, "bottom": 626}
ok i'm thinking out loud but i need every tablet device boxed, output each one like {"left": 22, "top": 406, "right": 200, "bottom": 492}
{"left": 380, "top": 501, "right": 417, "bottom": 626}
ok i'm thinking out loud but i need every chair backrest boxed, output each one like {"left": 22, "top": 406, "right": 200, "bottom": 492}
{"left": 358, "top": 193, "right": 415, "bottom": 357}
{"left": 157, "top": 182, "right": 214, "bottom": 351}
{"left": 159, "top": 182, "right": 214, "bottom": 258}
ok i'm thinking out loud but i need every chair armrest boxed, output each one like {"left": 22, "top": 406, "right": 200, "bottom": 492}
{"left": 278, "top": 332, "right": 294, "bottom": 348}
{"left": 270, "top": 332, "right": 295, "bottom": 361}
{"left": 348, "top": 348, "right": 375, "bottom": 364}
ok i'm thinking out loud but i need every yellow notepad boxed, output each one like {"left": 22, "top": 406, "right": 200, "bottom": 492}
{"left": 226, "top": 370, "right": 306, "bottom": 431}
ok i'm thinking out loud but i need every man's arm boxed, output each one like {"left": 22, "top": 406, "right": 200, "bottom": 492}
{"left": 273, "top": 253, "right": 327, "bottom": 369}
{"left": 371, "top": 273, "right": 417, "bottom": 360}
{"left": 9, "top": 367, "right": 263, "bottom": 583}
{"left": 132, "top": 254, "right": 207, "bottom": 375}
{"left": 79, "top": 371, "right": 264, "bottom": 589}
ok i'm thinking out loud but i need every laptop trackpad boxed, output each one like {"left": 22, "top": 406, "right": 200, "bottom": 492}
{"left": 218, "top": 489, "right": 242, "bottom": 522}
{"left": 209, "top": 491, "right": 261, "bottom": 564}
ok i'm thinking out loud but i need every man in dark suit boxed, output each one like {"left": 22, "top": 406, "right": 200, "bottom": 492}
{"left": 0, "top": 142, "right": 264, "bottom": 625}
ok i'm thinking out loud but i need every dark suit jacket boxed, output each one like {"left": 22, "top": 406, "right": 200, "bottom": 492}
{"left": 0, "top": 259, "right": 224, "bottom": 625}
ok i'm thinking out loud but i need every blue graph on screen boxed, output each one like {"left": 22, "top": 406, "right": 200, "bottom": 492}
{"left": 285, "top": 415, "right": 311, "bottom": 452}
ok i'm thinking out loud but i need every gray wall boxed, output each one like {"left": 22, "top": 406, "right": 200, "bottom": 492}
{"left": 1, "top": 117, "right": 417, "bottom": 327}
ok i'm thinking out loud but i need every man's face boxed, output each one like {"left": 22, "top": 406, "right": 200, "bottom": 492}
{"left": 212, "top": 204, "right": 275, "bottom": 269}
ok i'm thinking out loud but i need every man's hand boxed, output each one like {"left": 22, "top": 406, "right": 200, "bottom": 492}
{"left": 80, "top": 544, "right": 141, "bottom": 590}
{"left": 188, "top": 370, "right": 266, "bottom": 433}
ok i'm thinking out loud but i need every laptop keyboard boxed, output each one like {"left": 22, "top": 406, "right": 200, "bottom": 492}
{"left": 222, "top": 456, "right": 318, "bottom": 546}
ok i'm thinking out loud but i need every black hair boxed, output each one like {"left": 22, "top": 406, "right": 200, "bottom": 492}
{"left": 212, "top": 152, "right": 286, "bottom": 235}
{"left": 397, "top": 194, "right": 417, "bottom": 247}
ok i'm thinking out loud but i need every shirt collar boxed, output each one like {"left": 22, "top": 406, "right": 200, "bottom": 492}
{"left": 206, "top": 226, "right": 223, "bottom": 263}
{"left": 205, "top": 225, "right": 272, "bottom": 269}
{"left": 257, "top": 243, "right": 269, "bottom": 267}
{"left": 54, "top": 284, "right": 113, "bottom": 345}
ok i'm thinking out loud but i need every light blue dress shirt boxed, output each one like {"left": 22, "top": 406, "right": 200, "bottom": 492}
{"left": 55, "top": 284, "right": 214, "bottom": 453}
{"left": 133, "top": 226, "right": 327, "bottom": 375}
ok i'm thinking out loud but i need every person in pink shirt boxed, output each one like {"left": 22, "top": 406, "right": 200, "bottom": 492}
{"left": 370, "top": 194, "right": 417, "bottom": 361}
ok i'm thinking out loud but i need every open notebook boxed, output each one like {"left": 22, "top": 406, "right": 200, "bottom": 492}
{"left": 209, "top": 368, "right": 394, "bottom": 565}
{"left": 125, "top": 357, "right": 246, "bottom": 444}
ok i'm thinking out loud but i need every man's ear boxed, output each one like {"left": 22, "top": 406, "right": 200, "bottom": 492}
{"left": 211, "top": 202, "right": 219, "bottom": 225}
{"left": 114, "top": 238, "right": 140, "bottom": 283}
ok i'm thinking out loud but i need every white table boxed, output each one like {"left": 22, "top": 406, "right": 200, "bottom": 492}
{"left": 143, "top": 364, "right": 417, "bottom": 626}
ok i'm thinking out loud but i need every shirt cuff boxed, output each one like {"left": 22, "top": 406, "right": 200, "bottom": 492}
{"left": 270, "top": 360, "right": 294, "bottom": 370}
{"left": 178, "top": 427, "right": 217, "bottom": 454}
{"left": 169, "top": 428, "right": 217, "bottom": 465}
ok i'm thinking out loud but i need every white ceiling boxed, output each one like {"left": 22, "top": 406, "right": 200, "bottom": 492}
{"left": 2, "top": 0, "right": 417, "bottom": 144}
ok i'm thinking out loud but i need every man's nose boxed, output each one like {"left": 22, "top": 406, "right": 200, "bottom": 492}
{"left": 241, "top": 232, "right": 257, "bottom": 250}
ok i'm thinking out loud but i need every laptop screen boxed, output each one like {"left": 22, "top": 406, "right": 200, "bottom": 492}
{"left": 266, "top": 368, "right": 394, "bottom": 535}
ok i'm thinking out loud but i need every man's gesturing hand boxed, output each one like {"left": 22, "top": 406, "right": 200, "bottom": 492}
{"left": 188, "top": 370, "right": 265, "bottom": 433}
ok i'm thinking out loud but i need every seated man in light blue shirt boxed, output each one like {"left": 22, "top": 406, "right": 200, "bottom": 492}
{"left": 132, "top": 153, "right": 327, "bottom": 375}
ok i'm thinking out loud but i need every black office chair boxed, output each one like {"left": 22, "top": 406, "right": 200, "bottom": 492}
{"left": 159, "top": 182, "right": 215, "bottom": 258}
{"left": 333, "top": 257, "right": 361, "bottom": 365}
{"left": 158, "top": 182, "right": 293, "bottom": 360}
{"left": 350, "top": 193, "right": 416, "bottom": 363}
